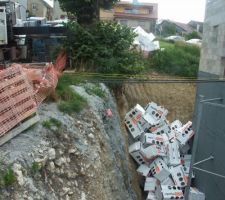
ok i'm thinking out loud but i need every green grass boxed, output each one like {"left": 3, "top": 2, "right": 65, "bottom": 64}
{"left": 58, "top": 88, "right": 87, "bottom": 114}
{"left": 159, "top": 40, "right": 175, "bottom": 49}
{"left": 148, "top": 41, "right": 200, "bottom": 77}
{"left": 42, "top": 117, "right": 62, "bottom": 129}
{"left": 3, "top": 168, "right": 16, "bottom": 186}
{"left": 31, "top": 162, "right": 42, "bottom": 173}
{"left": 42, "top": 120, "right": 51, "bottom": 129}
{"left": 84, "top": 84, "right": 106, "bottom": 98}
{"left": 55, "top": 74, "right": 87, "bottom": 114}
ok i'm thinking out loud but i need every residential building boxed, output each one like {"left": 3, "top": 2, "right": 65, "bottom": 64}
{"left": 188, "top": 1, "right": 225, "bottom": 200}
{"left": 100, "top": 9, "right": 114, "bottom": 21}
{"left": 114, "top": 1, "right": 158, "bottom": 33}
{"left": 12, "top": 0, "right": 28, "bottom": 20}
{"left": 53, "top": 0, "right": 67, "bottom": 20}
{"left": 156, "top": 20, "right": 194, "bottom": 37}
{"left": 188, "top": 20, "right": 203, "bottom": 34}
{"left": 27, "top": 0, "right": 66, "bottom": 20}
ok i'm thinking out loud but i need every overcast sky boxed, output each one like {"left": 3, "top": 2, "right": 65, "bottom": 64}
{"left": 126, "top": 0, "right": 206, "bottom": 23}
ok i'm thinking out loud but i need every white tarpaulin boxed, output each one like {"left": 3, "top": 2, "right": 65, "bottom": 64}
{"left": 133, "top": 26, "right": 160, "bottom": 52}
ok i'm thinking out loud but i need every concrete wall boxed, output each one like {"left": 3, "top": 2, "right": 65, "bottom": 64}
{"left": 199, "top": 0, "right": 225, "bottom": 77}
{"left": 27, "top": 0, "right": 53, "bottom": 20}
{"left": 27, "top": 0, "right": 46, "bottom": 17}
{"left": 192, "top": 1, "right": 225, "bottom": 199}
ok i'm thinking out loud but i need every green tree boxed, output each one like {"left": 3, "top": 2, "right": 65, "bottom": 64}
{"left": 185, "top": 31, "right": 201, "bottom": 40}
{"left": 58, "top": 0, "right": 119, "bottom": 25}
{"left": 64, "top": 21, "right": 145, "bottom": 74}
{"left": 161, "top": 23, "right": 176, "bottom": 37}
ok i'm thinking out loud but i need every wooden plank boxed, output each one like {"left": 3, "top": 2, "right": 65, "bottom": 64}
{"left": 0, "top": 114, "right": 40, "bottom": 146}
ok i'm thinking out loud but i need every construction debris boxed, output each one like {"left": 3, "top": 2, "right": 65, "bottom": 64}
{"left": 133, "top": 26, "right": 160, "bottom": 52}
{"left": 126, "top": 102, "right": 205, "bottom": 200}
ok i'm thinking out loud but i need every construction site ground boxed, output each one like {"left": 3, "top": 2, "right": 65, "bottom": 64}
{"left": 0, "top": 75, "right": 196, "bottom": 200}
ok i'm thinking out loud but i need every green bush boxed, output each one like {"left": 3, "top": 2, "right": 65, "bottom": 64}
{"left": 185, "top": 31, "right": 201, "bottom": 40}
{"left": 64, "top": 21, "right": 145, "bottom": 74}
{"left": 148, "top": 41, "right": 200, "bottom": 77}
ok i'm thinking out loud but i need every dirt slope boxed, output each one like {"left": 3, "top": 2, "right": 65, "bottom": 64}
{"left": 118, "top": 82, "right": 196, "bottom": 123}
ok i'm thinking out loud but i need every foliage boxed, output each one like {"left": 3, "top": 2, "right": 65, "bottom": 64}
{"left": 84, "top": 84, "right": 106, "bottom": 98}
{"left": 159, "top": 39, "right": 175, "bottom": 49}
{"left": 64, "top": 21, "right": 145, "bottom": 74}
{"left": 54, "top": 74, "right": 87, "bottom": 114}
{"left": 185, "top": 31, "right": 201, "bottom": 40}
{"left": 147, "top": 41, "right": 200, "bottom": 77}
{"left": 159, "top": 23, "right": 176, "bottom": 37}
{"left": 3, "top": 168, "right": 16, "bottom": 186}
{"left": 58, "top": 88, "right": 87, "bottom": 114}
{"left": 31, "top": 162, "right": 42, "bottom": 174}
{"left": 58, "top": 0, "right": 119, "bottom": 25}
{"left": 42, "top": 118, "right": 62, "bottom": 129}
{"left": 42, "top": 120, "right": 51, "bottom": 129}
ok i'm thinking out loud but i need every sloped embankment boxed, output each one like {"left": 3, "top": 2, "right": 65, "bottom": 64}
{"left": 0, "top": 83, "right": 136, "bottom": 200}
{"left": 118, "top": 82, "right": 196, "bottom": 123}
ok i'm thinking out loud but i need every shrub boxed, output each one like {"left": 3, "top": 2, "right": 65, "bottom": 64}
{"left": 185, "top": 31, "right": 201, "bottom": 40}
{"left": 148, "top": 41, "right": 200, "bottom": 77}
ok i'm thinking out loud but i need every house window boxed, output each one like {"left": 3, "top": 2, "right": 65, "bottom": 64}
{"left": 124, "top": 8, "right": 139, "bottom": 14}
{"left": 120, "top": 19, "right": 128, "bottom": 26}
{"left": 32, "top": 3, "right": 38, "bottom": 11}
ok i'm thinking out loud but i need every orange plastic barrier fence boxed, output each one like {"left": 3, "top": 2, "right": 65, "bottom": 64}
{"left": 0, "top": 65, "right": 37, "bottom": 137}
{"left": 0, "top": 51, "right": 67, "bottom": 136}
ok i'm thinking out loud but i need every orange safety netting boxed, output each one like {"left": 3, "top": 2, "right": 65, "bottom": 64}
{"left": 0, "top": 51, "right": 67, "bottom": 136}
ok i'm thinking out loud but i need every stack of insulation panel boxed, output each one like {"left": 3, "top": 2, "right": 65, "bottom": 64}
{"left": 125, "top": 102, "right": 205, "bottom": 200}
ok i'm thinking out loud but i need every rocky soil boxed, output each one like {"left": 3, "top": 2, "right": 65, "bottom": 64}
{"left": 0, "top": 84, "right": 136, "bottom": 200}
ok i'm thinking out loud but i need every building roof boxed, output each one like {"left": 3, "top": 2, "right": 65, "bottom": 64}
{"left": 160, "top": 20, "right": 194, "bottom": 33}
{"left": 188, "top": 20, "right": 203, "bottom": 25}
{"left": 172, "top": 21, "right": 194, "bottom": 33}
